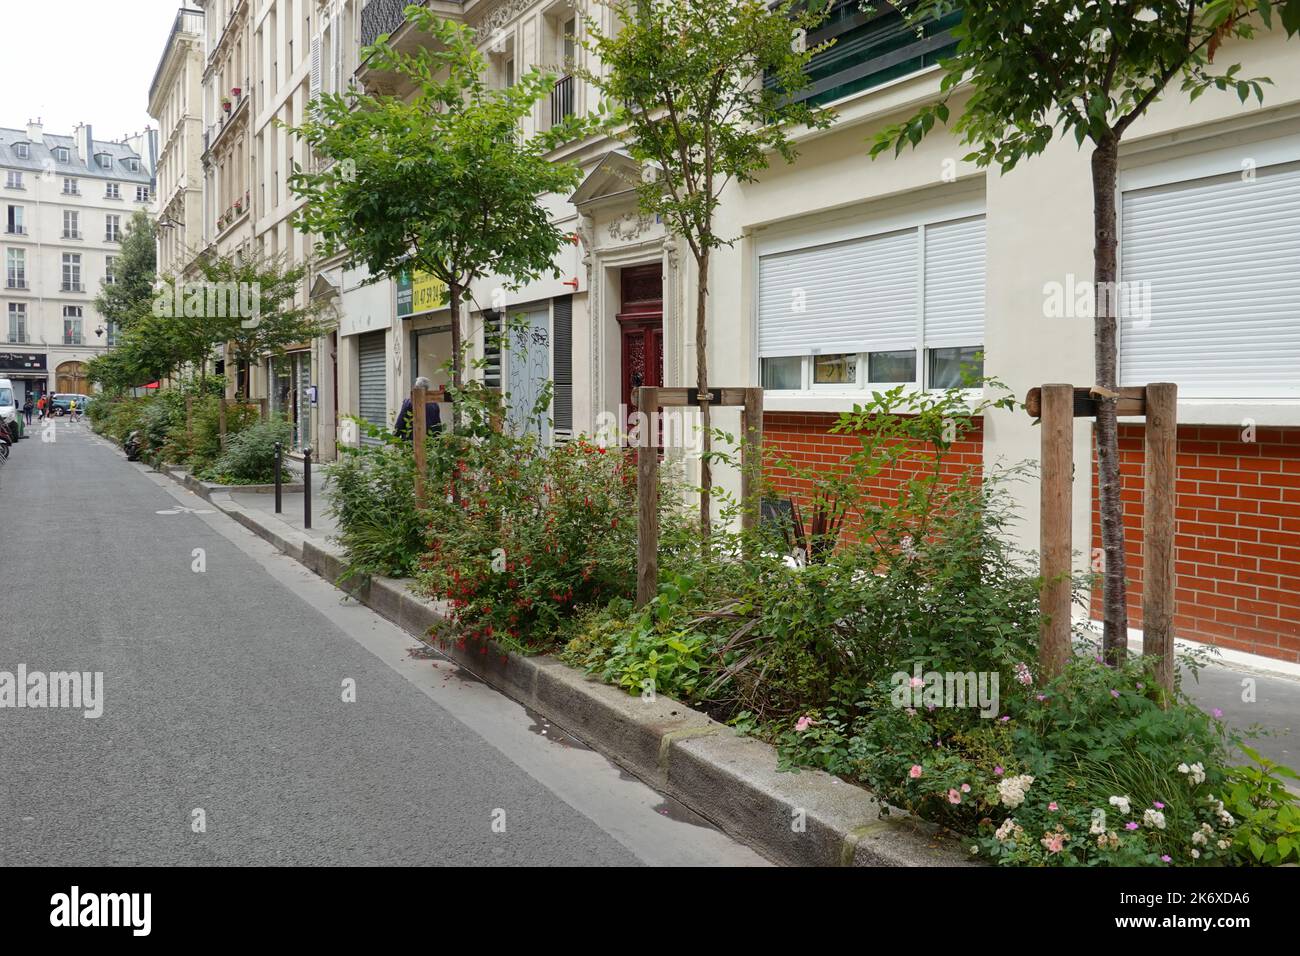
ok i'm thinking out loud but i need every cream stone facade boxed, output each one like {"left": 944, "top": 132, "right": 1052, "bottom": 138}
{"left": 1, "top": 120, "right": 156, "bottom": 404}
{"left": 149, "top": 8, "right": 207, "bottom": 280}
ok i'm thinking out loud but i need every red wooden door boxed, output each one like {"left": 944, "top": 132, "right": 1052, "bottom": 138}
{"left": 618, "top": 263, "right": 664, "bottom": 431}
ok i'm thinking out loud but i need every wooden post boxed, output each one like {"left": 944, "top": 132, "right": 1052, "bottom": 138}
{"left": 412, "top": 385, "right": 427, "bottom": 509}
{"left": 740, "top": 387, "right": 764, "bottom": 533}
{"left": 636, "top": 386, "right": 660, "bottom": 608}
{"left": 1040, "top": 384, "right": 1074, "bottom": 679}
{"left": 1143, "top": 382, "right": 1178, "bottom": 697}
{"left": 186, "top": 395, "right": 194, "bottom": 441}
{"left": 218, "top": 395, "right": 228, "bottom": 449}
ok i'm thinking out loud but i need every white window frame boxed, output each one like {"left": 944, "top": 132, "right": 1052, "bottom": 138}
{"left": 53, "top": 146, "right": 70, "bottom": 163}
{"left": 105, "top": 214, "right": 121, "bottom": 242}
{"left": 7, "top": 302, "right": 27, "bottom": 343}
{"left": 136, "top": 185, "right": 150, "bottom": 202}
{"left": 14, "top": 143, "right": 29, "bottom": 160}
{"left": 753, "top": 192, "right": 985, "bottom": 407}
{"left": 105, "top": 182, "right": 120, "bottom": 199}
{"left": 63, "top": 209, "right": 80, "bottom": 239}
{"left": 63, "top": 177, "right": 79, "bottom": 195}
{"left": 5, "top": 171, "right": 22, "bottom": 189}
{"left": 62, "top": 252, "right": 81, "bottom": 290}
{"left": 6, "top": 248, "right": 25, "bottom": 288}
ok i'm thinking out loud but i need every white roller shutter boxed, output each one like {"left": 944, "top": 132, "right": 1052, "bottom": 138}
{"left": 357, "top": 330, "right": 387, "bottom": 444}
{"left": 1120, "top": 161, "right": 1300, "bottom": 397}
{"left": 923, "top": 216, "right": 985, "bottom": 348}
{"left": 757, "top": 228, "right": 917, "bottom": 357}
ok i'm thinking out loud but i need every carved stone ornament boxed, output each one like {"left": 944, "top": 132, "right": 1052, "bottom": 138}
{"left": 475, "top": 0, "right": 532, "bottom": 45}
{"left": 607, "top": 211, "right": 653, "bottom": 242}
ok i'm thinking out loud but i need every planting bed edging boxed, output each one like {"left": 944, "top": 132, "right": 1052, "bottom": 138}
{"left": 155, "top": 464, "right": 975, "bottom": 868}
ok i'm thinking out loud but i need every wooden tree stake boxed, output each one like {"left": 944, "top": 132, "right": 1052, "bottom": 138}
{"left": 1143, "top": 382, "right": 1178, "bottom": 696}
{"left": 412, "top": 385, "right": 428, "bottom": 509}
{"left": 1040, "top": 383, "right": 1074, "bottom": 679}
{"left": 636, "top": 386, "right": 660, "bottom": 607}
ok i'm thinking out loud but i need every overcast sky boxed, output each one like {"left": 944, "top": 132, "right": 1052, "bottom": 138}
{"left": 1, "top": 0, "right": 188, "bottom": 142}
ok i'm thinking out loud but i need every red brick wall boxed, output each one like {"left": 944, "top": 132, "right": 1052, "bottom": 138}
{"left": 762, "top": 412, "right": 984, "bottom": 531}
{"left": 1090, "top": 424, "right": 1300, "bottom": 664}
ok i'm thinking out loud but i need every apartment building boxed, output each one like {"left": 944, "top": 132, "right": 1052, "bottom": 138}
{"left": 0, "top": 121, "right": 156, "bottom": 404}
{"left": 704, "top": 4, "right": 1300, "bottom": 665}
{"left": 149, "top": 7, "right": 208, "bottom": 279}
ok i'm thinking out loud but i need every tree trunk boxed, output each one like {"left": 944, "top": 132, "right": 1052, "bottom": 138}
{"left": 696, "top": 248, "right": 712, "bottom": 543}
{"left": 1092, "top": 138, "right": 1129, "bottom": 664}
{"left": 448, "top": 279, "right": 463, "bottom": 433}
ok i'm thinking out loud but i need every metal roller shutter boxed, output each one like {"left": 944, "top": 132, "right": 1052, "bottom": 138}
{"left": 552, "top": 295, "right": 573, "bottom": 438}
{"left": 923, "top": 216, "right": 985, "bottom": 348}
{"left": 357, "top": 331, "right": 387, "bottom": 443}
{"left": 758, "top": 227, "right": 917, "bottom": 358}
{"left": 1120, "top": 161, "right": 1300, "bottom": 397}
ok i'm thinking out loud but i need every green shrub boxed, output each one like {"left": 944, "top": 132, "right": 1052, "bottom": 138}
{"left": 206, "top": 417, "right": 293, "bottom": 484}
{"left": 325, "top": 419, "right": 426, "bottom": 578}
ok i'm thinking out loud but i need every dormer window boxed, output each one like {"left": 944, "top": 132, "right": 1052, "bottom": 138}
{"left": 96, "top": 153, "right": 113, "bottom": 170}
{"left": 53, "top": 146, "right": 70, "bottom": 163}
{"left": 125, "top": 158, "right": 140, "bottom": 173}
{"left": 13, "top": 142, "right": 29, "bottom": 160}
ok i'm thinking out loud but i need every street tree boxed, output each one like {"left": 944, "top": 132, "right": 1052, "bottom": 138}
{"left": 582, "top": 0, "right": 834, "bottom": 539}
{"left": 286, "top": 9, "right": 586, "bottom": 426}
{"left": 872, "top": 0, "right": 1297, "bottom": 664}
{"left": 193, "top": 253, "right": 332, "bottom": 400}
{"left": 94, "top": 209, "right": 156, "bottom": 334}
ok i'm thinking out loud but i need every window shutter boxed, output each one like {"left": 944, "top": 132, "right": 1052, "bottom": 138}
{"left": 552, "top": 295, "right": 573, "bottom": 436}
{"left": 923, "top": 215, "right": 985, "bottom": 348}
{"left": 758, "top": 228, "right": 917, "bottom": 357}
{"left": 310, "top": 36, "right": 322, "bottom": 104}
{"left": 332, "top": 14, "right": 344, "bottom": 95}
{"left": 1120, "top": 162, "right": 1300, "bottom": 397}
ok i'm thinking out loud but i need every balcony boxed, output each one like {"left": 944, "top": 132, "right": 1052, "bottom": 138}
{"left": 6, "top": 279, "right": 27, "bottom": 290}
{"left": 5, "top": 226, "right": 26, "bottom": 236}
{"left": 63, "top": 231, "right": 81, "bottom": 240}
{"left": 551, "top": 74, "right": 575, "bottom": 128}
{"left": 778, "top": 0, "right": 960, "bottom": 107}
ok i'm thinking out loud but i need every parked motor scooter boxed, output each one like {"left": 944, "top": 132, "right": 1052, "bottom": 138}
{"left": 124, "top": 430, "right": 143, "bottom": 462}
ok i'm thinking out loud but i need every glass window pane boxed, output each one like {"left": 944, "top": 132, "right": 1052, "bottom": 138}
{"left": 928, "top": 346, "right": 983, "bottom": 389}
{"left": 761, "top": 356, "right": 802, "bottom": 390}
{"left": 813, "top": 353, "right": 857, "bottom": 385}
{"left": 867, "top": 350, "right": 916, "bottom": 383}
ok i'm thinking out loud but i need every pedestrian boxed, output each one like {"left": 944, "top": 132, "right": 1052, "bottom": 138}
{"left": 36, "top": 394, "right": 45, "bottom": 420}
{"left": 22, "top": 395, "right": 33, "bottom": 425}
{"left": 394, "top": 377, "right": 443, "bottom": 440}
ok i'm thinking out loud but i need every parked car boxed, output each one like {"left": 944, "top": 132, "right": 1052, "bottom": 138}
{"left": 0, "top": 378, "right": 23, "bottom": 442}
{"left": 48, "top": 393, "right": 92, "bottom": 417}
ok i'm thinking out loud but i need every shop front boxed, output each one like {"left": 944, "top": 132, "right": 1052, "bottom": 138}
{"left": 0, "top": 351, "right": 49, "bottom": 405}
{"left": 268, "top": 350, "right": 313, "bottom": 451}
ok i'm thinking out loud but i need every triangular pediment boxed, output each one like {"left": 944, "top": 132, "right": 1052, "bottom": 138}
{"left": 570, "top": 149, "right": 645, "bottom": 209}
{"left": 310, "top": 272, "right": 339, "bottom": 301}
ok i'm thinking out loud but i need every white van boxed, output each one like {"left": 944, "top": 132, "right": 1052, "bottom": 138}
{"left": 0, "top": 377, "right": 23, "bottom": 442}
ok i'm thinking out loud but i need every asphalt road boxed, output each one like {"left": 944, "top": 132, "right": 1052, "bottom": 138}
{"left": 0, "top": 421, "right": 767, "bottom": 866}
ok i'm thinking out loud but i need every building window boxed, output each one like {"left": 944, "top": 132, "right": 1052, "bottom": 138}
{"left": 96, "top": 153, "right": 113, "bottom": 170}
{"left": 6, "top": 248, "right": 25, "bottom": 288}
{"left": 63, "top": 210, "right": 80, "bottom": 239}
{"left": 1119, "top": 159, "right": 1300, "bottom": 398}
{"left": 7, "top": 302, "right": 27, "bottom": 343}
{"left": 757, "top": 213, "right": 986, "bottom": 392}
{"left": 53, "top": 146, "right": 70, "bottom": 163}
{"left": 105, "top": 182, "right": 120, "bottom": 200}
{"left": 14, "top": 143, "right": 29, "bottom": 160}
{"left": 105, "top": 255, "right": 117, "bottom": 285}
{"left": 136, "top": 185, "right": 150, "bottom": 202}
{"left": 63, "top": 306, "right": 83, "bottom": 345}
{"left": 63, "top": 177, "right": 79, "bottom": 195}
{"left": 5, "top": 205, "right": 24, "bottom": 235}
{"left": 62, "top": 253, "right": 82, "bottom": 292}
{"left": 105, "top": 215, "right": 121, "bottom": 242}
{"left": 6, "top": 171, "right": 23, "bottom": 189}
{"left": 125, "top": 158, "right": 140, "bottom": 173}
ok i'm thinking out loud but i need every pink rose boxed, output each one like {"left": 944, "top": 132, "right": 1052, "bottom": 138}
{"left": 909, "top": 765, "right": 923, "bottom": 779}
{"left": 948, "top": 789, "right": 962, "bottom": 804}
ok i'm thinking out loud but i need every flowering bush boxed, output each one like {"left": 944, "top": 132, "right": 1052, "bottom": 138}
{"left": 417, "top": 428, "right": 644, "bottom": 654}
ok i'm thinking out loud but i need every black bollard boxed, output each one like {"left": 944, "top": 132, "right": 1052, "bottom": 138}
{"left": 303, "top": 447, "right": 312, "bottom": 530}
{"left": 274, "top": 441, "right": 282, "bottom": 514}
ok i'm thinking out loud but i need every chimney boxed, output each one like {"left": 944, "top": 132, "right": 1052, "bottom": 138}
{"left": 26, "top": 118, "right": 42, "bottom": 142}
{"left": 80, "top": 124, "right": 94, "bottom": 166}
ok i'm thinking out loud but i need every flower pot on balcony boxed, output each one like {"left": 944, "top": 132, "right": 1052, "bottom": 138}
{"left": 231, "top": 87, "right": 242, "bottom": 97}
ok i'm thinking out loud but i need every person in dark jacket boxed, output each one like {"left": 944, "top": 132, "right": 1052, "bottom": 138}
{"left": 22, "top": 396, "right": 33, "bottom": 425}
{"left": 394, "top": 376, "right": 443, "bottom": 440}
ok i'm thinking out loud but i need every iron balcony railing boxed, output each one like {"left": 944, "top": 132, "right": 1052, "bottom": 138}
{"left": 551, "top": 74, "right": 575, "bottom": 127}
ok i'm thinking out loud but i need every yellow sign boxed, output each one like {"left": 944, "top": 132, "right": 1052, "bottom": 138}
{"left": 397, "top": 270, "right": 449, "bottom": 316}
